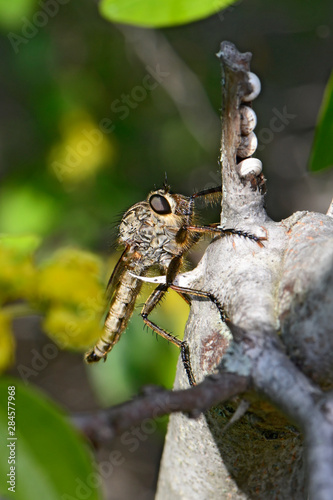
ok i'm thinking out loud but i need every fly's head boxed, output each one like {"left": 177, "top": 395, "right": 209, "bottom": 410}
{"left": 118, "top": 186, "right": 195, "bottom": 268}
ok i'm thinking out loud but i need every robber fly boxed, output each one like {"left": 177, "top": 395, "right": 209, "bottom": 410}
{"left": 85, "top": 183, "right": 264, "bottom": 385}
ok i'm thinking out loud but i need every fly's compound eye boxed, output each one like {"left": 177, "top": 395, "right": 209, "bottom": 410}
{"left": 149, "top": 194, "right": 172, "bottom": 215}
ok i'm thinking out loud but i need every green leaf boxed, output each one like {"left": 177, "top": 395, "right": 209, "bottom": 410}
{"left": 0, "top": 0, "right": 38, "bottom": 30}
{"left": 99, "top": 0, "right": 236, "bottom": 27}
{"left": 0, "top": 378, "right": 102, "bottom": 500}
{"left": 309, "top": 71, "right": 333, "bottom": 172}
{"left": 0, "top": 185, "right": 60, "bottom": 236}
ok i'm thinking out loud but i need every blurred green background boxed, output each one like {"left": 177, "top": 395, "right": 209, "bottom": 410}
{"left": 0, "top": 0, "right": 332, "bottom": 498}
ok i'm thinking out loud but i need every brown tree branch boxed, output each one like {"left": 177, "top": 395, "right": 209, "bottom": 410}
{"left": 73, "top": 371, "right": 248, "bottom": 443}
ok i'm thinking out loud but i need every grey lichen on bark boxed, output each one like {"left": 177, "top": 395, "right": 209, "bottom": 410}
{"left": 155, "top": 41, "right": 333, "bottom": 500}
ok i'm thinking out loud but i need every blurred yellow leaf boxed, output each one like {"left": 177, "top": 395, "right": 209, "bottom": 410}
{"left": 159, "top": 288, "right": 189, "bottom": 334}
{"left": 0, "top": 312, "right": 15, "bottom": 372}
{"left": 48, "top": 110, "right": 115, "bottom": 185}
{"left": 0, "top": 235, "right": 38, "bottom": 302}
{"left": 0, "top": 234, "right": 41, "bottom": 254}
{"left": 37, "top": 247, "right": 105, "bottom": 309}
{"left": 37, "top": 248, "right": 106, "bottom": 349}
{"left": 43, "top": 305, "right": 104, "bottom": 350}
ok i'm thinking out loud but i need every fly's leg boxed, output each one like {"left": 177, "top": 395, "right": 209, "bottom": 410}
{"left": 170, "top": 284, "right": 227, "bottom": 324}
{"left": 191, "top": 185, "right": 222, "bottom": 200}
{"left": 140, "top": 282, "right": 227, "bottom": 386}
{"left": 180, "top": 186, "right": 222, "bottom": 229}
{"left": 141, "top": 284, "right": 196, "bottom": 386}
{"left": 185, "top": 186, "right": 266, "bottom": 246}
{"left": 186, "top": 224, "right": 266, "bottom": 247}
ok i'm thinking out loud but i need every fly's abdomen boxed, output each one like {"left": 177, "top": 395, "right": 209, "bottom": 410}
{"left": 85, "top": 270, "right": 142, "bottom": 363}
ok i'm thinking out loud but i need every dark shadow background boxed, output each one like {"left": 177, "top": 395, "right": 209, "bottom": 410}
{"left": 1, "top": 0, "right": 332, "bottom": 498}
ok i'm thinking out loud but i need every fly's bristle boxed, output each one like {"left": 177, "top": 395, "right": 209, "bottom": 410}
{"left": 204, "top": 190, "right": 222, "bottom": 206}
{"left": 192, "top": 186, "right": 222, "bottom": 206}
{"left": 163, "top": 173, "right": 170, "bottom": 193}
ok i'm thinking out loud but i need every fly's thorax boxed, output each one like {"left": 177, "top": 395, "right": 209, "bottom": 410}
{"left": 118, "top": 204, "right": 145, "bottom": 245}
{"left": 118, "top": 188, "right": 194, "bottom": 266}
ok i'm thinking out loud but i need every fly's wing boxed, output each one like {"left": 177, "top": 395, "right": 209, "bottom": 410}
{"left": 98, "top": 247, "right": 130, "bottom": 327}
{"left": 101, "top": 245, "right": 143, "bottom": 327}
{"left": 105, "top": 245, "right": 132, "bottom": 302}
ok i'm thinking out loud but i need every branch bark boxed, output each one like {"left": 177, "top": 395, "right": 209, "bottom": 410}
{"left": 155, "top": 41, "right": 333, "bottom": 500}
